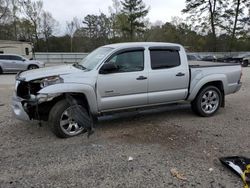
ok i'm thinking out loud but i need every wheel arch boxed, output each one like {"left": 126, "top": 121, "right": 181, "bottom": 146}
{"left": 27, "top": 64, "right": 39, "bottom": 69}
{"left": 188, "top": 76, "right": 226, "bottom": 107}
{"left": 36, "top": 83, "right": 98, "bottom": 121}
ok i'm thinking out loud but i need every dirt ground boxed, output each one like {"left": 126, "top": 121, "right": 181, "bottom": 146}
{"left": 0, "top": 67, "right": 249, "bottom": 188}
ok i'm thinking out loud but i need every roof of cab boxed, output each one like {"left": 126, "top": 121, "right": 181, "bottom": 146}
{"left": 103, "top": 42, "right": 182, "bottom": 49}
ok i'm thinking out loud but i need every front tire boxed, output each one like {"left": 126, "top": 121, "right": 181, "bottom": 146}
{"left": 28, "top": 65, "right": 39, "bottom": 70}
{"left": 191, "top": 86, "right": 222, "bottom": 117}
{"left": 242, "top": 60, "right": 248, "bottom": 67}
{"left": 49, "top": 99, "right": 90, "bottom": 138}
{"left": 0, "top": 66, "right": 2, "bottom": 74}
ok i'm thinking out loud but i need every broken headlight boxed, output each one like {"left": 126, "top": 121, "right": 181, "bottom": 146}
{"left": 38, "top": 76, "right": 64, "bottom": 88}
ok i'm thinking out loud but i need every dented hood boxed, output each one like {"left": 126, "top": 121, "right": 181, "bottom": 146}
{"left": 18, "top": 65, "right": 83, "bottom": 81}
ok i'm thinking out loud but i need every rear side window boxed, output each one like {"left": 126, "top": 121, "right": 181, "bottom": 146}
{"left": 0, "top": 55, "right": 8, "bottom": 60}
{"left": 150, "top": 50, "right": 180, "bottom": 69}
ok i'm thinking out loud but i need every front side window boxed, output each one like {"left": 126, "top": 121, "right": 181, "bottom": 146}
{"left": 79, "top": 47, "right": 113, "bottom": 70}
{"left": 10, "top": 56, "right": 23, "bottom": 61}
{"left": 150, "top": 50, "right": 180, "bottom": 70}
{"left": 108, "top": 50, "right": 144, "bottom": 73}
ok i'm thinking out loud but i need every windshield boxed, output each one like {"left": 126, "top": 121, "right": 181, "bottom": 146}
{"left": 79, "top": 47, "right": 113, "bottom": 70}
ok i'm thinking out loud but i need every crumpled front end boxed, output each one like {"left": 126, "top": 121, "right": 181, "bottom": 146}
{"left": 12, "top": 73, "right": 61, "bottom": 121}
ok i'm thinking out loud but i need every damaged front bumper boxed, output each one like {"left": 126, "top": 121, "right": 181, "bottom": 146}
{"left": 12, "top": 96, "right": 30, "bottom": 121}
{"left": 12, "top": 93, "right": 60, "bottom": 121}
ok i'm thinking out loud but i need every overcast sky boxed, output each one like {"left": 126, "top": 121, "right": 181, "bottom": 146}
{"left": 42, "top": 0, "right": 186, "bottom": 35}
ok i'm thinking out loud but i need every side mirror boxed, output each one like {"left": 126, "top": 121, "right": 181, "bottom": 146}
{"left": 99, "top": 63, "right": 118, "bottom": 74}
{"left": 22, "top": 59, "right": 26, "bottom": 61}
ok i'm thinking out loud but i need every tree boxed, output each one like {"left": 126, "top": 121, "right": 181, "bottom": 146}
{"left": 0, "top": 0, "right": 9, "bottom": 21}
{"left": 16, "top": 18, "right": 35, "bottom": 41}
{"left": 20, "top": 0, "right": 43, "bottom": 50}
{"left": 41, "top": 11, "right": 57, "bottom": 52}
{"left": 221, "top": 0, "right": 250, "bottom": 50}
{"left": 10, "top": 0, "right": 19, "bottom": 40}
{"left": 182, "top": 0, "right": 224, "bottom": 51}
{"left": 66, "top": 17, "right": 80, "bottom": 52}
{"left": 120, "top": 0, "right": 149, "bottom": 40}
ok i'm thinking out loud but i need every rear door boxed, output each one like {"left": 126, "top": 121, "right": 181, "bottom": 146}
{"left": 0, "top": 55, "right": 12, "bottom": 72}
{"left": 148, "top": 47, "right": 189, "bottom": 104}
{"left": 97, "top": 48, "right": 148, "bottom": 111}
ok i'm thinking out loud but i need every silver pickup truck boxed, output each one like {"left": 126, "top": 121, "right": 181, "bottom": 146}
{"left": 12, "top": 42, "right": 242, "bottom": 138}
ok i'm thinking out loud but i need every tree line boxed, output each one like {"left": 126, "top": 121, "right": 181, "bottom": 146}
{"left": 0, "top": 0, "right": 249, "bottom": 52}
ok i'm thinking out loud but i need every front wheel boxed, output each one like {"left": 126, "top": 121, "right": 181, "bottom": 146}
{"left": 49, "top": 99, "right": 90, "bottom": 138}
{"left": 191, "top": 86, "right": 222, "bottom": 117}
{"left": 28, "top": 65, "right": 39, "bottom": 70}
{"left": 241, "top": 60, "right": 249, "bottom": 67}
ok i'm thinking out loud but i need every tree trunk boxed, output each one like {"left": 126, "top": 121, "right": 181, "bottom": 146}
{"left": 208, "top": 0, "right": 217, "bottom": 51}
{"left": 230, "top": 0, "right": 241, "bottom": 51}
{"left": 45, "top": 36, "right": 49, "bottom": 52}
{"left": 70, "top": 37, "right": 73, "bottom": 52}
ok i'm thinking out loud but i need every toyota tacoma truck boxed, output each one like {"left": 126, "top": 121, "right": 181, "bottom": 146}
{"left": 12, "top": 42, "right": 242, "bottom": 138}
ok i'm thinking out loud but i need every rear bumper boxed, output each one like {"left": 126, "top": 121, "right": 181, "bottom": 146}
{"left": 11, "top": 96, "right": 30, "bottom": 121}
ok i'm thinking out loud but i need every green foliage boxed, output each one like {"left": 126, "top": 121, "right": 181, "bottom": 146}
{"left": 120, "top": 0, "right": 149, "bottom": 40}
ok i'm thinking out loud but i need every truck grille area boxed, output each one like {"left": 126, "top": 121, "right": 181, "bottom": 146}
{"left": 17, "top": 81, "right": 41, "bottom": 99}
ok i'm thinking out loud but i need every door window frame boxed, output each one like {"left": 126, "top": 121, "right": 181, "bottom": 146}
{"left": 149, "top": 46, "right": 181, "bottom": 70}
{"left": 99, "top": 47, "right": 145, "bottom": 74}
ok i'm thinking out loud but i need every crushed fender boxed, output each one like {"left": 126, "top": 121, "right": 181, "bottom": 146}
{"left": 66, "top": 94, "right": 94, "bottom": 137}
{"left": 220, "top": 156, "right": 250, "bottom": 188}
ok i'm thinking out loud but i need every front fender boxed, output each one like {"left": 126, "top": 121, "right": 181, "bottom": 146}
{"left": 38, "top": 83, "right": 98, "bottom": 115}
{"left": 188, "top": 74, "right": 227, "bottom": 101}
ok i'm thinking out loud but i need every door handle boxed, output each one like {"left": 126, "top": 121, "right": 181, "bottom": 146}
{"left": 136, "top": 76, "right": 147, "bottom": 80}
{"left": 176, "top": 72, "right": 185, "bottom": 77}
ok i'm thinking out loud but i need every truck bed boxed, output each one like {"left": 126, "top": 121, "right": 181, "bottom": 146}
{"left": 189, "top": 61, "right": 240, "bottom": 68}
{"left": 187, "top": 61, "right": 242, "bottom": 100}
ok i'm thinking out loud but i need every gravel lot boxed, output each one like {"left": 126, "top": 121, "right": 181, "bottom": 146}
{"left": 0, "top": 67, "right": 249, "bottom": 188}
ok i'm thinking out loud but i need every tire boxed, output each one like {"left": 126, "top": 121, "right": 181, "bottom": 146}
{"left": 49, "top": 99, "right": 90, "bottom": 138}
{"left": 242, "top": 60, "right": 248, "bottom": 67}
{"left": 0, "top": 66, "right": 2, "bottom": 74}
{"left": 191, "top": 86, "right": 222, "bottom": 117}
{"left": 28, "top": 65, "right": 39, "bottom": 70}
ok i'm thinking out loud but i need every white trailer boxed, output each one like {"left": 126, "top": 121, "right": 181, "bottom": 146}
{"left": 0, "top": 40, "right": 34, "bottom": 60}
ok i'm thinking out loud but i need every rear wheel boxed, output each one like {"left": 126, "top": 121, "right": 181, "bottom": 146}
{"left": 28, "top": 65, "right": 39, "bottom": 70}
{"left": 49, "top": 99, "right": 90, "bottom": 138}
{"left": 0, "top": 66, "right": 2, "bottom": 74}
{"left": 191, "top": 86, "right": 222, "bottom": 117}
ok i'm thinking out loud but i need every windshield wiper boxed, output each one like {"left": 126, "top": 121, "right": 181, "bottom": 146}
{"left": 73, "top": 63, "right": 86, "bottom": 70}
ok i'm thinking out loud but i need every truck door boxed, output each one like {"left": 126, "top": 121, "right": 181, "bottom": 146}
{"left": 97, "top": 48, "right": 148, "bottom": 111}
{"left": 148, "top": 47, "right": 189, "bottom": 104}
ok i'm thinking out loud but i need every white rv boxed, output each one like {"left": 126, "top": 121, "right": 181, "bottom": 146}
{"left": 0, "top": 40, "right": 34, "bottom": 60}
